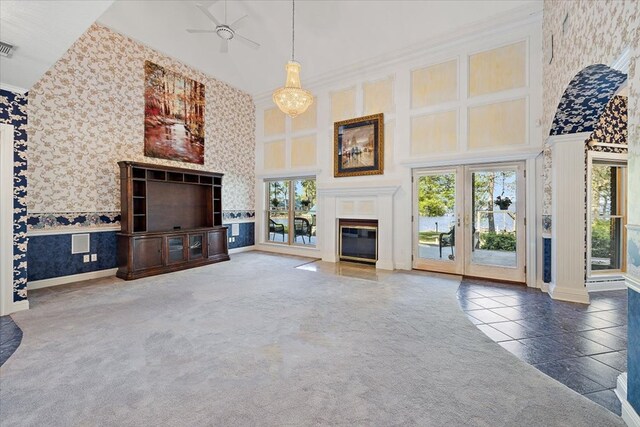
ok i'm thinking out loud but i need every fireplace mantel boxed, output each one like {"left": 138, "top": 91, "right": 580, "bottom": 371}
{"left": 318, "top": 184, "right": 399, "bottom": 270}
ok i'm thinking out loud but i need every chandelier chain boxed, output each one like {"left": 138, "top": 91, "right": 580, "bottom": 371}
{"left": 292, "top": 0, "right": 295, "bottom": 61}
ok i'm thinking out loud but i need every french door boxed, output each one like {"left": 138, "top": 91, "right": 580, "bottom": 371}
{"left": 413, "top": 162, "right": 526, "bottom": 283}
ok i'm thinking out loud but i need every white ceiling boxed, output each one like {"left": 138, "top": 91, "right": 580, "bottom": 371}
{"left": 0, "top": 0, "right": 542, "bottom": 95}
{"left": 98, "top": 0, "right": 542, "bottom": 96}
{"left": 0, "top": 0, "right": 114, "bottom": 92}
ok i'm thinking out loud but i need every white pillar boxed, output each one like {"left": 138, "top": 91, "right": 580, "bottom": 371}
{"left": 549, "top": 133, "right": 590, "bottom": 304}
{"left": 0, "top": 123, "right": 29, "bottom": 315}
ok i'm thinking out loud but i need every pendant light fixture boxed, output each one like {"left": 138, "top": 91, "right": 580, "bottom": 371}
{"left": 272, "top": 0, "right": 313, "bottom": 118}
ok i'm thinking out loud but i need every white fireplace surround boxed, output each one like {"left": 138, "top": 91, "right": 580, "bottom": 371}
{"left": 317, "top": 183, "right": 400, "bottom": 270}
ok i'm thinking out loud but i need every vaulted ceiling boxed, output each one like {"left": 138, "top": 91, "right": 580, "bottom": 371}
{"left": 0, "top": 0, "right": 114, "bottom": 91}
{"left": 1, "top": 0, "right": 542, "bottom": 95}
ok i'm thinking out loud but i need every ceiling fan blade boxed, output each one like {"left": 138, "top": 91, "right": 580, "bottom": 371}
{"left": 229, "top": 14, "right": 248, "bottom": 31}
{"left": 186, "top": 29, "right": 217, "bottom": 33}
{"left": 220, "top": 39, "right": 229, "bottom": 54}
{"left": 234, "top": 33, "right": 260, "bottom": 50}
{"left": 196, "top": 3, "right": 221, "bottom": 27}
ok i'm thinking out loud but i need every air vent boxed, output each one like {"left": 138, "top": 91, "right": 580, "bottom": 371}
{"left": 71, "top": 234, "right": 90, "bottom": 254}
{"left": 0, "top": 41, "right": 14, "bottom": 57}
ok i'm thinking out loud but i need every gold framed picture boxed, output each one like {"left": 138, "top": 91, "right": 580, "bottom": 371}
{"left": 334, "top": 113, "right": 384, "bottom": 177}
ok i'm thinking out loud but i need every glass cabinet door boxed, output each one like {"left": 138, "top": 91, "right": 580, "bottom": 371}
{"left": 167, "top": 236, "right": 186, "bottom": 264}
{"left": 189, "top": 234, "right": 204, "bottom": 260}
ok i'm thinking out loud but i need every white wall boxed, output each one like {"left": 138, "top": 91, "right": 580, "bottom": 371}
{"left": 254, "top": 9, "right": 543, "bottom": 276}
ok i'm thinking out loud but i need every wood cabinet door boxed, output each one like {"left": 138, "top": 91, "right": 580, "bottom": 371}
{"left": 166, "top": 235, "right": 188, "bottom": 265}
{"left": 188, "top": 233, "right": 205, "bottom": 260}
{"left": 133, "top": 237, "right": 163, "bottom": 271}
{"left": 208, "top": 229, "right": 228, "bottom": 259}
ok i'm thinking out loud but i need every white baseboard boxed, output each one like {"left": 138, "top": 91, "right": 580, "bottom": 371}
{"left": 587, "top": 278, "right": 627, "bottom": 292}
{"left": 256, "top": 242, "right": 321, "bottom": 259}
{"left": 616, "top": 373, "right": 640, "bottom": 427}
{"left": 28, "top": 268, "right": 118, "bottom": 290}
{"left": 229, "top": 245, "right": 255, "bottom": 254}
{"left": 1, "top": 299, "right": 29, "bottom": 316}
{"left": 548, "top": 282, "right": 590, "bottom": 304}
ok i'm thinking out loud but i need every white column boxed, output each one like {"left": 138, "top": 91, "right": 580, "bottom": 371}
{"left": 0, "top": 123, "right": 29, "bottom": 315}
{"left": 549, "top": 133, "right": 590, "bottom": 304}
{"left": 376, "top": 193, "right": 395, "bottom": 270}
{"left": 320, "top": 194, "right": 337, "bottom": 263}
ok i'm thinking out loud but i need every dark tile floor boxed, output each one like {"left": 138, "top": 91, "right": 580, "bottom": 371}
{"left": 458, "top": 278, "right": 627, "bottom": 416}
{"left": 0, "top": 315, "right": 23, "bottom": 367}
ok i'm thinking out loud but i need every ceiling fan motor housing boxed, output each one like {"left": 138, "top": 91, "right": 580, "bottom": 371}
{"left": 216, "top": 26, "right": 234, "bottom": 40}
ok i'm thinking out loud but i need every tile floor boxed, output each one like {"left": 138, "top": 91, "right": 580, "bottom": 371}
{"left": 0, "top": 316, "right": 23, "bottom": 367}
{"left": 458, "top": 278, "right": 627, "bottom": 415}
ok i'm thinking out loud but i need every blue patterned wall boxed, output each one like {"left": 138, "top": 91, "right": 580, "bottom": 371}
{"left": 629, "top": 288, "right": 640, "bottom": 414}
{"left": 27, "top": 232, "right": 118, "bottom": 281}
{"left": 550, "top": 64, "right": 627, "bottom": 136}
{"left": 225, "top": 222, "right": 255, "bottom": 249}
{"left": 543, "top": 237, "right": 551, "bottom": 284}
{"left": 27, "top": 222, "right": 254, "bottom": 281}
{"left": 0, "top": 89, "right": 28, "bottom": 302}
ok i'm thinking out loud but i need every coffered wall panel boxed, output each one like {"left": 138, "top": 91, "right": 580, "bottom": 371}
{"left": 411, "top": 60, "right": 458, "bottom": 108}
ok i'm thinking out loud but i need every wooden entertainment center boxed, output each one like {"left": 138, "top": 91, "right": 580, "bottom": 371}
{"left": 116, "top": 161, "right": 229, "bottom": 280}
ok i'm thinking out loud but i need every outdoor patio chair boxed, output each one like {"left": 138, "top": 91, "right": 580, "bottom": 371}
{"left": 294, "top": 217, "right": 312, "bottom": 244}
{"left": 269, "top": 219, "right": 285, "bottom": 242}
{"left": 439, "top": 227, "right": 455, "bottom": 259}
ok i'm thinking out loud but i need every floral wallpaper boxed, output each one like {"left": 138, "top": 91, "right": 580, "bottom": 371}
{"left": 28, "top": 24, "right": 256, "bottom": 227}
{"left": 549, "top": 64, "right": 627, "bottom": 136}
{"left": 0, "top": 89, "right": 28, "bottom": 302}
{"left": 542, "top": 0, "right": 639, "bottom": 221}
{"left": 585, "top": 95, "right": 628, "bottom": 151}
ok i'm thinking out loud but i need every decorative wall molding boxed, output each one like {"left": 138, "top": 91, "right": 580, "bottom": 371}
{"left": 28, "top": 225, "right": 120, "bottom": 236}
{"left": 0, "top": 83, "right": 28, "bottom": 95}
{"left": 399, "top": 146, "right": 542, "bottom": 169}
{"left": 28, "top": 268, "right": 118, "bottom": 291}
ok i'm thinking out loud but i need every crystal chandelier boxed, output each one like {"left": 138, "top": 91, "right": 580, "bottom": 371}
{"left": 272, "top": 0, "right": 313, "bottom": 118}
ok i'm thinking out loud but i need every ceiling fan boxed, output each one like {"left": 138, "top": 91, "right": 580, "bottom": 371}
{"left": 187, "top": 1, "right": 260, "bottom": 53}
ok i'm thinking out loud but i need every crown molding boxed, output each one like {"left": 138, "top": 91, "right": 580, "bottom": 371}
{"left": 545, "top": 132, "right": 591, "bottom": 147}
{"left": 0, "top": 83, "right": 28, "bottom": 94}
{"left": 252, "top": 4, "right": 543, "bottom": 103}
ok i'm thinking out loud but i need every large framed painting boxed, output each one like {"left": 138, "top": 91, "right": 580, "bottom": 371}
{"left": 144, "top": 61, "right": 205, "bottom": 164}
{"left": 334, "top": 113, "right": 384, "bottom": 177}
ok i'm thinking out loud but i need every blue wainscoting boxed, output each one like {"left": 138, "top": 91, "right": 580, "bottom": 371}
{"left": 629, "top": 287, "right": 640, "bottom": 414}
{"left": 28, "top": 223, "right": 254, "bottom": 282}
{"left": 225, "top": 222, "right": 255, "bottom": 250}
{"left": 543, "top": 237, "right": 552, "bottom": 284}
{"left": 27, "top": 231, "right": 118, "bottom": 281}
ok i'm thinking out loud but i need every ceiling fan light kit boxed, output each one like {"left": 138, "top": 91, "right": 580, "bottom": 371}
{"left": 273, "top": 0, "right": 313, "bottom": 118}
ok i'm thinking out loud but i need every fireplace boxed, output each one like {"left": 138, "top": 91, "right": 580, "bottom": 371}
{"left": 339, "top": 219, "right": 378, "bottom": 264}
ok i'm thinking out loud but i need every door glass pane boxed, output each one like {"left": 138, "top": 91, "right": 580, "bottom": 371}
{"left": 267, "top": 180, "right": 289, "bottom": 243}
{"left": 590, "top": 163, "right": 626, "bottom": 272}
{"left": 189, "top": 234, "right": 203, "bottom": 259}
{"left": 168, "top": 236, "right": 185, "bottom": 263}
{"left": 293, "top": 179, "right": 316, "bottom": 246}
{"left": 471, "top": 169, "right": 517, "bottom": 267}
{"left": 417, "top": 173, "right": 456, "bottom": 261}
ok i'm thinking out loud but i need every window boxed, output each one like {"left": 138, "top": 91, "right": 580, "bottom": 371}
{"left": 589, "top": 160, "right": 627, "bottom": 274}
{"left": 266, "top": 178, "right": 316, "bottom": 247}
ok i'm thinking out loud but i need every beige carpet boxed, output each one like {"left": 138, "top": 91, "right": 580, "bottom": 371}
{"left": 0, "top": 252, "right": 623, "bottom": 426}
